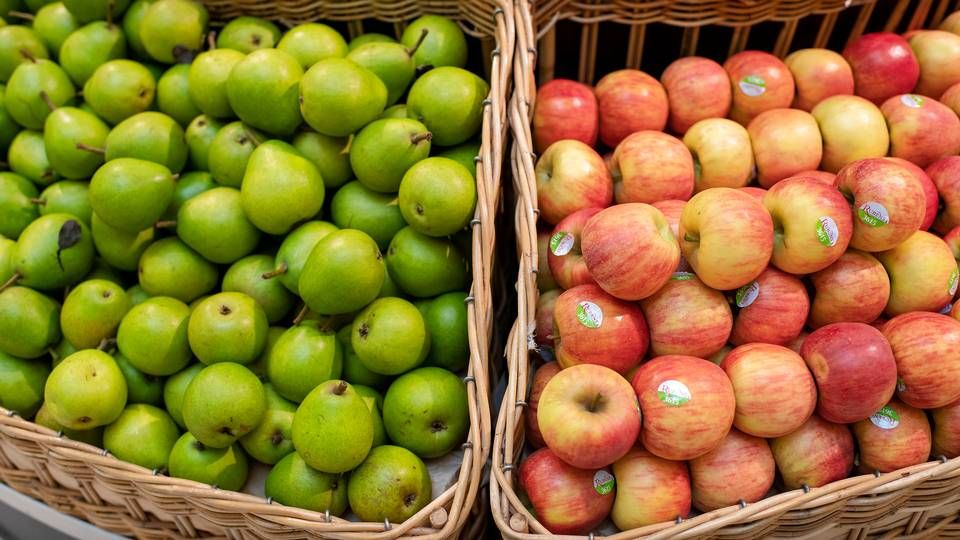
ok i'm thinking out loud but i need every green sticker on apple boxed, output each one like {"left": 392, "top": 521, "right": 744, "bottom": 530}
{"left": 897, "top": 377, "right": 907, "bottom": 392}
{"left": 900, "top": 94, "right": 925, "bottom": 108}
{"left": 816, "top": 216, "right": 839, "bottom": 247}
{"left": 735, "top": 281, "right": 760, "bottom": 308}
{"left": 869, "top": 405, "right": 900, "bottom": 430}
{"left": 576, "top": 301, "right": 602, "bottom": 329}
{"left": 857, "top": 202, "right": 889, "bottom": 227}
{"left": 671, "top": 271, "right": 695, "bottom": 281}
{"left": 739, "top": 75, "right": 766, "bottom": 97}
{"left": 550, "top": 231, "right": 574, "bottom": 256}
{"left": 949, "top": 268, "right": 958, "bottom": 296}
{"left": 657, "top": 380, "right": 691, "bottom": 407}
{"left": 593, "top": 470, "right": 615, "bottom": 495}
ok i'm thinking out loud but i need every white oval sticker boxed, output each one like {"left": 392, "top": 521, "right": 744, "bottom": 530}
{"left": 576, "top": 301, "right": 603, "bottom": 329}
{"left": 858, "top": 202, "right": 889, "bottom": 227}
{"left": 657, "top": 380, "right": 692, "bottom": 407}
{"left": 593, "top": 470, "right": 615, "bottom": 495}
{"left": 949, "top": 268, "right": 959, "bottom": 296}
{"left": 739, "top": 75, "right": 766, "bottom": 97}
{"left": 900, "top": 94, "right": 925, "bottom": 108}
{"left": 550, "top": 231, "right": 575, "bottom": 256}
{"left": 897, "top": 378, "right": 907, "bottom": 393}
{"left": 870, "top": 405, "right": 900, "bottom": 430}
{"left": 816, "top": 216, "right": 839, "bottom": 247}
{"left": 736, "top": 281, "right": 760, "bottom": 308}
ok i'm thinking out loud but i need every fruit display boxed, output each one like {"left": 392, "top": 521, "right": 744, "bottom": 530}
{"left": 518, "top": 10, "right": 960, "bottom": 536}
{"left": 0, "top": 0, "right": 487, "bottom": 527}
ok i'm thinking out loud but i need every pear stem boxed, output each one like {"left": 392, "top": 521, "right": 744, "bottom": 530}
{"left": 292, "top": 303, "right": 309, "bottom": 325}
{"left": 6, "top": 11, "right": 34, "bottom": 21}
{"left": 331, "top": 381, "right": 349, "bottom": 395}
{"left": 21, "top": 48, "right": 37, "bottom": 63}
{"left": 106, "top": 0, "right": 114, "bottom": 26}
{"left": 75, "top": 143, "right": 105, "bottom": 155}
{"left": 97, "top": 337, "right": 116, "bottom": 352}
{"left": 339, "top": 134, "right": 354, "bottom": 155}
{"left": 154, "top": 220, "right": 177, "bottom": 229}
{"left": 171, "top": 173, "right": 180, "bottom": 181}
{"left": 0, "top": 273, "right": 20, "bottom": 294}
{"left": 407, "top": 28, "right": 429, "bottom": 57}
{"left": 410, "top": 131, "right": 433, "bottom": 145}
{"left": 261, "top": 262, "right": 287, "bottom": 280}
{"left": 207, "top": 30, "right": 217, "bottom": 50}
{"left": 30, "top": 197, "right": 46, "bottom": 205}
{"left": 39, "top": 91, "right": 57, "bottom": 112}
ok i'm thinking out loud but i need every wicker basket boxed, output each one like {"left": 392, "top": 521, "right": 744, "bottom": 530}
{"left": 0, "top": 2, "right": 514, "bottom": 539}
{"left": 492, "top": 0, "right": 960, "bottom": 538}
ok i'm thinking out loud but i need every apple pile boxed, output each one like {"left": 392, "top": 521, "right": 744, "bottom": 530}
{"left": 523, "top": 15, "right": 960, "bottom": 535}
{"left": 0, "top": 0, "right": 484, "bottom": 525}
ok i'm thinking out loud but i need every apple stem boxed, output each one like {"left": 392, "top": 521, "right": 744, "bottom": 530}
{"left": 332, "top": 380, "right": 349, "bottom": 395}
{"left": 0, "top": 272, "right": 20, "bottom": 294}
{"left": 154, "top": 220, "right": 177, "bottom": 229}
{"left": 6, "top": 11, "right": 34, "bottom": 21}
{"left": 339, "top": 134, "right": 354, "bottom": 155}
{"left": 407, "top": 29, "right": 429, "bottom": 57}
{"left": 587, "top": 392, "right": 603, "bottom": 413}
{"left": 30, "top": 197, "right": 46, "bottom": 205}
{"left": 261, "top": 262, "right": 287, "bottom": 280}
{"left": 291, "top": 303, "right": 309, "bottom": 325}
{"left": 410, "top": 131, "right": 433, "bottom": 145}
{"left": 75, "top": 142, "right": 105, "bottom": 155}
{"left": 683, "top": 232, "right": 699, "bottom": 243}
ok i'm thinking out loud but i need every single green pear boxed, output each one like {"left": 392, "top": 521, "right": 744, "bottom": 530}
{"left": 348, "top": 33, "right": 395, "bottom": 51}
{"left": 398, "top": 156, "right": 476, "bottom": 237}
{"left": 347, "top": 445, "right": 431, "bottom": 523}
{"left": 84, "top": 59, "right": 154, "bottom": 124}
{"left": 222, "top": 255, "right": 293, "bottom": 324}
{"left": 0, "top": 237, "right": 15, "bottom": 283}
{"left": 23, "top": 0, "right": 56, "bottom": 12}
{"left": 104, "top": 111, "right": 188, "bottom": 172}
{"left": 382, "top": 366, "right": 468, "bottom": 457}
{"left": 116, "top": 295, "right": 190, "bottom": 375}
{"left": 276, "top": 23, "right": 347, "bottom": 69}
{"left": 156, "top": 64, "right": 199, "bottom": 126}
{"left": 45, "top": 349, "right": 127, "bottom": 429}
{"left": 184, "top": 115, "right": 221, "bottom": 171}
{"left": 337, "top": 325, "right": 390, "bottom": 389}
{"left": 187, "top": 292, "right": 267, "bottom": 365}
{"left": 247, "top": 325, "right": 283, "bottom": 379}
{"left": 103, "top": 403, "right": 179, "bottom": 469}
{"left": 346, "top": 42, "right": 418, "bottom": 105}
{"left": 386, "top": 227, "right": 468, "bottom": 297}
{"left": 35, "top": 402, "right": 104, "bottom": 445}
{"left": 121, "top": 0, "right": 153, "bottom": 59}
{"left": 379, "top": 103, "right": 407, "bottom": 119}
{"left": 60, "top": 278, "right": 128, "bottom": 349}
{"left": 162, "top": 170, "right": 213, "bottom": 220}
{"left": 407, "top": 67, "right": 488, "bottom": 146}
{"left": 0, "top": 84, "right": 22, "bottom": 149}
{"left": 350, "top": 118, "right": 431, "bottom": 193}
{"left": 299, "top": 229, "right": 384, "bottom": 315}
{"left": 90, "top": 212, "right": 153, "bottom": 271}
{"left": 265, "top": 323, "right": 342, "bottom": 403}
{"left": 187, "top": 48, "right": 242, "bottom": 119}
{"left": 62, "top": 0, "right": 131, "bottom": 24}
{"left": 267, "top": 220, "right": 337, "bottom": 294}
{"left": 36, "top": 181, "right": 91, "bottom": 224}
{"left": 33, "top": 3, "right": 79, "bottom": 54}
{"left": 291, "top": 130, "right": 351, "bottom": 189}
{"left": 0, "top": 350, "right": 48, "bottom": 417}
{"left": 113, "top": 352, "right": 163, "bottom": 404}
{"left": 89, "top": 157, "right": 175, "bottom": 232}
{"left": 401, "top": 15, "right": 467, "bottom": 69}
{"left": 139, "top": 0, "right": 207, "bottom": 64}
{"left": 240, "top": 140, "right": 325, "bottom": 235}
{"left": 176, "top": 187, "right": 260, "bottom": 264}
{"left": 300, "top": 58, "right": 386, "bottom": 137}
{"left": 5, "top": 57, "right": 75, "bottom": 129}
{"left": 265, "top": 452, "right": 347, "bottom": 514}
{"left": 126, "top": 283, "right": 149, "bottom": 305}
{"left": 208, "top": 121, "right": 263, "bottom": 187}
{"left": 421, "top": 291, "right": 469, "bottom": 371}
{"left": 168, "top": 432, "right": 248, "bottom": 490}
{"left": 12, "top": 213, "right": 94, "bottom": 289}
{"left": 0, "top": 25, "right": 48, "bottom": 82}
{"left": 9, "top": 130, "right": 58, "bottom": 185}
{"left": 352, "top": 297, "right": 428, "bottom": 375}
{"left": 239, "top": 383, "right": 295, "bottom": 465}
{"left": 217, "top": 16, "right": 279, "bottom": 53}
{"left": 162, "top": 362, "right": 200, "bottom": 428}
{"left": 0, "top": 286, "right": 60, "bottom": 358}
{"left": 137, "top": 237, "right": 217, "bottom": 302}
{"left": 378, "top": 267, "right": 400, "bottom": 302}
{"left": 330, "top": 181, "right": 406, "bottom": 250}
{"left": 0, "top": 171, "right": 39, "bottom": 239}
{"left": 182, "top": 362, "right": 265, "bottom": 448}
{"left": 354, "top": 384, "right": 387, "bottom": 448}
{"left": 436, "top": 140, "right": 479, "bottom": 176}
{"left": 58, "top": 21, "right": 126, "bottom": 86}
{"left": 43, "top": 106, "right": 109, "bottom": 179}
{"left": 50, "top": 339, "right": 76, "bottom": 369}
{"left": 291, "top": 379, "right": 372, "bottom": 473}
{"left": 226, "top": 49, "right": 303, "bottom": 137}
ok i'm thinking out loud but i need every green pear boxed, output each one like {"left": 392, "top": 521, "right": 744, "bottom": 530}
{"left": 184, "top": 115, "right": 221, "bottom": 171}
{"left": 421, "top": 291, "right": 469, "bottom": 371}
{"left": 0, "top": 25, "right": 48, "bottom": 82}
{"left": 90, "top": 212, "right": 154, "bottom": 271}
{"left": 265, "top": 452, "right": 347, "bottom": 513}
{"left": 436, "top": 140, "right": 479, "bottom": 176}
{"left": 116, "top": 296, "right": 190, "bottom": 376}
{"left": 33, "top": 3, "right": 79, "bottom": 54}
{"left": 182, "top": 362, "right": 265, "bottom": 448}
{"left": 139, "top": 0, "right": 207, "bottom": 64}
{"left": 276, "top": 23, "right": 346, "bottom": 69}
{"left": 352, "top": 297, "right": 428, "bottom": 375}
{"left": 45, "top": 349, "right": 127, "bottom": 429}
{"left": 62, "top": 0, "right": 131, "bottom": 24}
{"left": 379, "top": 103, "right": 407, "bottom": 119}
{"left": 337, "top": 326, "right": 390, "bottom": 389}
{"left": 300, "top": 58, "right": 386, "bottom": 137}
{"left": 0, "top": 171, "right": 39, "bottom": 239}
{"left": 240, "top": 140, "right": 325, "bottom": 235}
{"left": 0, "top": 350, "right": 48, "bottom": 417}
{"left": 120, "top": 0, "right": 154, "bottom": 59}
{"left": 9, "top": 130, "right": 58, "bottom": 185}
{"left": 5, "top": 57, "right": 74, "bottom": 129}
{"left": 60, "top": 279, "right": 128, "bottom": 349}
{"left": 58, "top": 21, "right": 126, "bottom": 86}
{"left": 346, "top": 42, "right": 418, "bottom": 105}
{"left": 50, "top": 339, "right": 76, "bottom": 369}
{"left": 383, "top": 366, "right": 467, "bottom": 457}
{"left": 226, "top": 49, "right": 303, "bottom": 137}
{"left": 163, "top": 170, "right": 213, "bottom": 220}
{"left": 354, "top": 384, "right": 387, "bottom": 448}
{"left": 84, "top": 59, "right": 154, "bottom": 124}
{"left": 187, "top": 48, "right": 242, "bottom": 119}
{"left": 176, "top": 187, "right": 260, "bottom": 264}
{"left": 348, "top": 33, "right": 395, "bottom": 51}
{"left": 113, "top": 352, "right": 162, "bottom": 404}
{"left": 187, "top": 292, "right": 267, "bottom": 365}
{"left": 0, "top": 84, "right": 22, "bottom": 149}
{"left": 347, "top": 445, "right": 431, "bottom": 523}
{"left": 299, "top": 229, "right": 384, "bottom": 315}
{"left": 168, "top": 432, "right": 248, "bottom": 490}
{"left": 247, "top": 325, "right": 283, "bottom": 379}
{"left": 291, "top": 131, "right": 351, "bottom": 189}
{"left": 217, "top": 16, "right": 279, "bottom": 53}
{"left": 222, "top": 255, "right": 293, "bottom": 323}
{"left": 0, "top": 286, "right": 60, "bottom": 358}
{"left": 208, "top": 121, "right": 263, "bottom": 187}
{"left": 36, "top": 181, "right": 91, "bottom": 224}
{"left": 268, "top": 220, "right": 337, "bottom": 294}
{"left": 156, "top": 64, "right": 199, "bottom": 126}
{"left": 239, "top": 383, "right": 295, "bottom": 464}
{"left": 265, "top": 322, "right": 341, "bottom": 403}
{"left": 401, "top": 15, "right": 467, "bottom": 69}
{"left": 330, "top": 181, "right": 406, "bottom": 250}
{"left": 89, "top": 158, "right": 175, "bottom": 232}
{"left": 386, "top": 226, "right": 468, "bottom": 297}
{"left": 104, "top": 111, "right": 188, "bottom": 172}
{"left": 137, "top": 237, "right": 217, "bottom": 302}
{"left": 126, "top": 284, "right": 149, "bottom": 305}
{"left": 103, "top": 403, "right": 178, "bottom": 469}
{"left": 399, "top": 157, "right": 476, "bottom": 237}
{"left": 35, "top": 402, "right": 104, "bottom": 445}
{"left": 162, "top": 362, "right": 200, "bottom": 428}
{"left": 12, "top": 213, "right": 94, "bottom": 290}
{"left": 43, "top": 106, "right": 109, "bottom": 179}
{"left": 407, "top": 67, "right": 488, "bottom": 146}
{"left": 350, "top": 118, "right": 431, "bottom": 193}
{"left": 0, "top": 237, "right": 15, "bottom": 282}
{"left": 292, "top": 379, "right": 372, "bottom": 473}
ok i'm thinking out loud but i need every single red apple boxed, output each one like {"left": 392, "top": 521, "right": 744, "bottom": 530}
{"left": 661, "top": 56, "right": 731, "bottom": 134}
{"left": 842, "top": 32, "right": 920, "bottom": 105}
{"left": 546, "top": 207, "right": 602, "bottom": 290}
{"left": 770, "top": 414, "right": 854, "bottom": 489}
{"left": 611, "top": 446, "right": 691, "bottom": 530}
{"left": 683, "top": 118, "right": 755, "bottom": 192}
{"left": 723, "top": 50, "right": 795, "bottom": 126}
{"left": 784, "top": 48, "right": 855, "bottom": 111}
{"left": 640, "top": 274, "right": 732, "bottom": 358}
{"left": 595, "top": 69, "right": 669, "bottom": 148}
{"left": 689, "top": 428, "right": 775, "bottom": 512}
{"left": 909, "top": 30, "right": 960, "bottom": 99}
{"left": 526, "top": 361, "right": 561, "bottom": 448}
{"left": 534, "top": 290, "right": 560, "bottom": 350}
{"left": 853, "top": 399, "right": 932, "bottom": 473}
{"left": 882, "top": 312, "right": 960, "bottom": 409}
{"left": 535, "top": 140, "right": 613, "bottom": 225}
{"left": 927, "top": 156, "right": 960, "bottom": 234}
{"left": 885, "top": 157, "right": 938, "bottom": 231}
{"left": 932, "top": 399, "right": 960, "bottom": 458}
{"left": 533, "top": 79, "right": 599, "bottom": 153}
{"left": 940, "top": 81, "right": 960, "bottom": 117}
{"left": 610, "top": 130, "right": 694, "bottom": 204}
{"left": 731, "top": 266, "right": 809, "bottom": 347}
{"left": 881, "top": 94, "right": 960, "bottom": 168}
{"left": 812, "top": 95, "right": 890, "bottom": 172}
{"left": 519, "top": 447, "right": 615, "bottom": 535}
{"left": 809, "top": 250, "right": 890, "bottom": 328}
{"left": 877, "top": 230, "right": 958, "bottom": 316}
{"left": 748, "top": 108, "right": 823, "bottom": 188}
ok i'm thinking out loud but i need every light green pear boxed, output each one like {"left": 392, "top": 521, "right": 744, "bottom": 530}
{"left": 113, "top": 352, "right": 163, "bottom": 405}
{"left": 276, "top": 23, "right": 347, "bottom": 69}
{"left": 351, "top": 297, "right": 429, "bottom": 375}
{"left": 139, "top": 0, "right": 208, "bottom": 64}
{"left": 401, "top": 15, "right": 467, "bottom": 69}
{"left": 58, "top": 21, "right": 126, "bottom": 86}
{"left": 90, "top": 212, "right": 154, "bottom": 271}
{"left": 116, "top": 295, "right": 190, "bottom": 376}
{"left": 238, "top": 383, "right": 295, "bottom": 465}
{"left": 264, "top": 452, "right": 347, "bottom": 514}
{"left": 346, "top": 41, "right": 417, "bottom": 105}
{"left": 217, "top": 16, "right": 280, "bottom": 53}
{"left": 226, "top": 49, "right": 303, "bottom": 137}
{"left": 156, "top": 64, "right": 200, "bottom": 126}
{"left": 407, "top": 66, "right": 488, "bottom": 146}
{"left": 168, "top": 432, "right": 248, "bottom": 489}
{"left": 36, "top": 181, "right": 91, "bottom": 224}
{"left": 187, "top": 292, "right": 268, "bottom": 366}
{"left": 163, "top": 170, "right": 214, "bottom": 220}
{"left": 386, "top": 226, "right": 468, "bottom": 297}
{"left": 187, "top": 48, "right": 243, "bottom": 119}
{"left": 240, "top": 140, "right": 325, "bottom": 235}
{"left": 330, "top": 181, "right": 406, "bottom": 250}
{"left": 103, "top": 403, "right": 179, "bottom": 470}
{"left": 176, "top": 187, "right": 260, "bottom": 264}
{"left": 347, "top": 33, "right": 395, "bottom": 51}
{"left": 300, "top": 58, "right": 386, "bottom": 137}
{"left": 44, "top": 349, "right": 127, "bottom": 429}
{"left": 137, "top": 237, "right": 217, "bottom": 302}
{"left": 268, "top": 220, "right": 337, "bottom": 294}
{"left": 347, "top": 445, "right": 431, "bottom": 523}
{"left": 11, "top": 213, "right": 94, "bottom": 290}
{"left": 0, "top": 350, "right": 49, "bottom": 417}
{"left": 398, "top": 156, "right": 476, "bottom": 237}
{"left": 291, "top": 379, "right": 372, "bottom": 473}
{"left": 121, "top": 0, "right": 154, "bottom": 59}
{"left": 222, "top": 255, "right": 294, "bottom": 324}
{"left": 34, "top": 402, "right": 104, "bottom": 445}
{"left": 299, "top": 229, "right": 384, "bottom": 315}
{"left": 291, "top": 131, "right": 352, "bottom": 189}
{"left": 9, "top": 130, "right": 59, "bottom": 185}
{"left": 0, "top": 286, "right": 60, "bottom": 359}
{"left": 5, "top": 57, "right": 74, "bottom": 129}
{"left": 265, "top": 322, "right": 342, "bottom": 403}
{"left": 0, "top": 25, "right": 48, "bottom": 82}
{"left": 184, "top": 114, "right": 221, "bottom": 171}
{"left": 33, "top": 3, "right": 79, "bottom": 54}
{"left": 60, "top": 279, "right": 129, "bottom": 349}
{"left": 181, "top": 362, "right": 266, "bottom": 448}
{"left": 44, "top": 106, "right": 109, "bottom": 179}
{"left": 84, "top": 59, "right": 155, "bottom": 124}
{"left": 0, "top": 171, "right": 39, "bottom": 239}
{"left": 162, "top": 362, "right": 201, "bottom": 428}
{"left": 89, "top": 157, "right": 175, "bottom": 232}
{"left": 104, "top": 111, "right": 188, "bottom": 173}
{"left": 349, "top": 118, "right": 431, "bottom": 193}
{"left": 208, "top": 121, "right": 263, "bottom": 187}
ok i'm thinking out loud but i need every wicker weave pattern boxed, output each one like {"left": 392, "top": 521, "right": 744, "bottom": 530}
{"left": 0, "top": 1, "right": 515, "bottom": 538}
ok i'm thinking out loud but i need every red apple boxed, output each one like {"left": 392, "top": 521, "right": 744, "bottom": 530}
{"left": 535, "top": 140, "right": 613, "bottom": 225}
{"left": 537, "top": 363, "right": 641, "bottom": 468}
{"left": 882, "top": 312, "right": 960, "bottom": 409}
{"left": 809, "top": 250, "right": 890, "bottom": 328}
{"left": 610, "top": 131, "right": 694, "bottom": 204}
{"left": 853, "top": 399, "right": 932, "bottom": 473}
{"left": 650, "top": 199, "right": 685, "bottom": 239}
{"left": 534, "top": 290, "right": 559, "bottom": 350}
{"left": 546, "top": 207, "right": 602, "bottom": 290}
{"left": 801, "top": 322, "right": 897, "bottom": 423}
{"left": 689, "top": 429, "right": 775, "bottom": 512}
{"left": 739, "top": 186, "right": 767, "bottom": 201}
{"left": 927, "top": 156, "right": 960, "bottom": 234}
{"left": 553, "top": 284, "right": 649, "bottom": 374}
{"left": 526, "top": 361, "right": 561, "bottom": 449}
{"left": 932, "top": 399, "right": 960, "bottom": 458}
{"left": 595, "top": 69, "right": 669, "bottom": 148}
{"left": 909, "top": 30, "right": 960, "bottom": 98}
{"left": 770, "top": 415, "right": 854, "bottom": 489}
{"left": 877, "top": 230, "right": 958, "bottom": 315}
{"left": 748, "top": 108, "right": 823, "bottom": 188}
{"left": 946, "top": 226, "right": 960, "bottom": 264}
{"left": 581, "top": 203, "right": 680, "bottom": 300}
{"left": 811, "top": 95, "right": 890, "bottom": 172}
{"left": 940, "top": 81, "right": 960, "bottom": 117}
{"left": 881, "top": 94, "right": 960, "bottom": 168}
{"left": 842, "top": 32, "right": 920, "bottom": 105}
{"left": 731, "top": 267, "right": 809, "bottom": 346}
{"left": 683, "top": 118, "right": 755, "bottom": 192}
{"left": 519, "top": 448, "right": 614, "bottom": 535}
{"left": 835, "top": 157, "right": 925, "bottom": 251}
{"left": 640, "top": 274, "right": 732, "bottom": 358}
{"left": 536, "top": 229, "right": 559, "bottom": 292}
{"left": 611, "top": 446, "right": 691, "bottom": 530}
{"left": 661, "top": 56, "right": 731, "bottom": 134}
{"left": 632, "top": 355, "right": 735, "bottom": 461}
{"left": 885, "top": 157, "right": 938, "bottom": 231}
{"left": 533, "top": 79, "right": 599, "bottom": 153}
{"left": 723, "top": 50, "right": 795, "bottom": 126}
{"left": 784, "top": 48, "right": 855, "bottom": 111}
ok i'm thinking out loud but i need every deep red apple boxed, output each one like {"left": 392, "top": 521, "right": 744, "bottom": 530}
{"left": 660, "top": 56, "right": 731, "bottom": 134}
{"left": 534, "top": 290, "right": 560, "bottom": 349}
{"left": 546, "top": 207, "right": 602, "bottom": 290}
{"left": 809, "top": 250, "right": 890, "bottom": 328}
{"left": 881, "top": 94, "right": 960, "bottom": 168}
{"left": 885, "top": 157, "right": 938, "bottom": 231}
{"left": 533, "top": 79, "right": 599, "bottom": 153}
{"left": 932, "top": 399, "right": 960, "bottom": 458}
{"left": 927, "top": 156, "right": 960, "bottom": 234}
{"left": 519, "top": 448, "right": 615, "bottom": 535}
{"left": 526, "top": 361, "right": 561, "bottom": 449}
{"left": 842, "top": 32, "right": 920, "bottom": 105}
{"left": 853, "top": 399, "right": 932, "bottom": 473}
{"left": 611, "top": 446, "right": 691, "bottom": 530}
{"left": 770, "top": 414, "right": 854, "bottom": 489}
{"left": 882, "top": 312, "right": 960, "bottom": 409}
{"left": 595, "top": 69, "right": 669, "bottom": 147}
{"left": 535, "top": 140, "right": 613, "bottom": 225}
{"left": 784, "top": 48, "right": 855, "bottom": 111}
{"left": 610, "top": 130, "right": 694, "bottom": 204}
{"left": 909, "top": 30, "right": 960, "bottom": 98}
{"left": 689, "top": 428, "right": 775, "bottom": 512}
{"left": 640, "top": 274, "right": 732, "bottom": 358}
{"left": 723, "top": 50, "right": 795, "bottom": 126}
{"left": 731, "top": 266, "right": 809, "bottom": 347}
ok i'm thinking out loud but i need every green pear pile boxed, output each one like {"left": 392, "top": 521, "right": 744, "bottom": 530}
{"left": 0, "top": 0, "right": 485, "bottom": 524}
